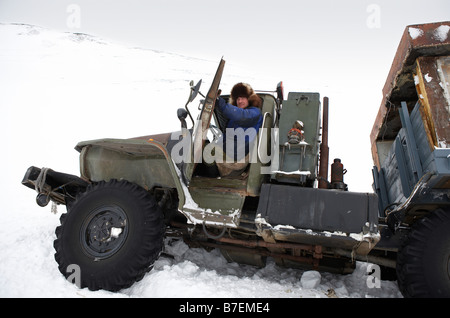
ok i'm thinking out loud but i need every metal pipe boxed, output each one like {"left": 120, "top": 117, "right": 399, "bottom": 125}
{"left": 334, "top": 249, "right": 397, "bottom": 269}
{"left": 169, "top": 223, "right": 323, "bottom": 259}
{"left": 185, "top": 238, "right": 318, "bottom": 267}
{"left": 319, "top": 97, "right": 329, "bottom": 188}
{"left": 216, "top": 236, "right": 318, "bottom": 254}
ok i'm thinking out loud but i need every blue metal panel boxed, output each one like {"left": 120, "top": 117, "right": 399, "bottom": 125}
{"left": 399, "top": 102, "right": 423, "bottom": 180}
{"left": 410, "top": 102, "right": 433, "bottom": 169}
{"left": 433, "top": 148, "right": 450, "bottom": 175}
{"left": 394, "top": 131, "right": 413, "bottom": 197}
{"left": 372, "top": 166, "right": 389, "bottom": 216}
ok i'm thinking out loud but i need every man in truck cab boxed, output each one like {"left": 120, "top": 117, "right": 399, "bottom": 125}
{"left": 215, "top": 82, "right": 263, "bottom": 177}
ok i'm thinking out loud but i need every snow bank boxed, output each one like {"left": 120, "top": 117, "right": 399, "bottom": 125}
{"left": 0, "top": 203, "right": 402, "bottom": 298}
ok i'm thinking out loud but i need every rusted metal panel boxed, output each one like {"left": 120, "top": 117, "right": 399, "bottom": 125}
{"left": 371, "top": 21, "right": 450, "bottom": 169}
{"left": 438, "top": 56, "right": 450, "bottom": 106}
{"left": 382, "top": 21, "right": 450, "bottom": 105}
{"left": 415, "top": 56, "right": 450, "bottom": 149}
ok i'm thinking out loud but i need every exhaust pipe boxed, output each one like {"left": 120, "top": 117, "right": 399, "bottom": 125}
{"left": 318, "top": 97, "right": 329, "bottom": 189}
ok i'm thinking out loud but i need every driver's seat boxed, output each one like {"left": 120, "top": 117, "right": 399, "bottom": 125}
{"left": 213, "top": 94, "right": 264, "bottom": 178}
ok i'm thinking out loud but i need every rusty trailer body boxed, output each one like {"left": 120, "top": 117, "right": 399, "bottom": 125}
{"left": 370, "top": 21, "right": 450, "bottom": 297}
{"left": 371, "top": 21, "right": 450, "bottom": 219}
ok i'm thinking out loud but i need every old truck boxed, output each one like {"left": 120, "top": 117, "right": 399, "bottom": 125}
{"left": 22, "top": 21, "right": 449, "bottom": 297}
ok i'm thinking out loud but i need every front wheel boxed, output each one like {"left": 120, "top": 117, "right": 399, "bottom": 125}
{"left": 396, "top": 207, "right": 450, "bottom": 297}
{"left": 54, "top": 179, "right": 164, "bottom": 291}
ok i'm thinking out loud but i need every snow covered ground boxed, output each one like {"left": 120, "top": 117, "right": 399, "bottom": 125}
{"left": 0, "top": 23, "right": 402, "bottom": 298}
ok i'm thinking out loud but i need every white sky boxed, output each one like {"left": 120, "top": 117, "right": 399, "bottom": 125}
{"left": 0, "top": 0, "right": 449, "bottom": 192}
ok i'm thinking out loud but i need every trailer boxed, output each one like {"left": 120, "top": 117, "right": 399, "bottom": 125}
{"left": 370, "top": 21, "right": 450, "bottom": 297}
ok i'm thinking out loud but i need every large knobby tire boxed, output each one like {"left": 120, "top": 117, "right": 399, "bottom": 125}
{"left": 396, "top": 208, "right": 450, "bottom": 297}
{"left": 54, "top": 179, "right": 164, "bottom": 291}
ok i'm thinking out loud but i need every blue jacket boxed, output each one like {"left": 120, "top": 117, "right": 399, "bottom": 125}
{"left": 216, "top": 98, "right": 263, "bottom": 160}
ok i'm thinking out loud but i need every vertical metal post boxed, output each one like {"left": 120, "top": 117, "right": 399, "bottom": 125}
{"left": 319, "top": 97, "right": 329, "bottom": 188}
{"left": 399, "top": 101, "right": 423, "bottom": 180}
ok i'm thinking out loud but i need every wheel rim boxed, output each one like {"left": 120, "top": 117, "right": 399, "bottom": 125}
{"left": 80, "top": 205, "right": 128, "bottom": 260}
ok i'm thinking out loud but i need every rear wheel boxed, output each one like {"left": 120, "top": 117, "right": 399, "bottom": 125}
{"left": 54, "top": 179, "right": 164, "bottom": 291}
{"left": 396, "top": 207, "right": 450, "bottom": 297}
